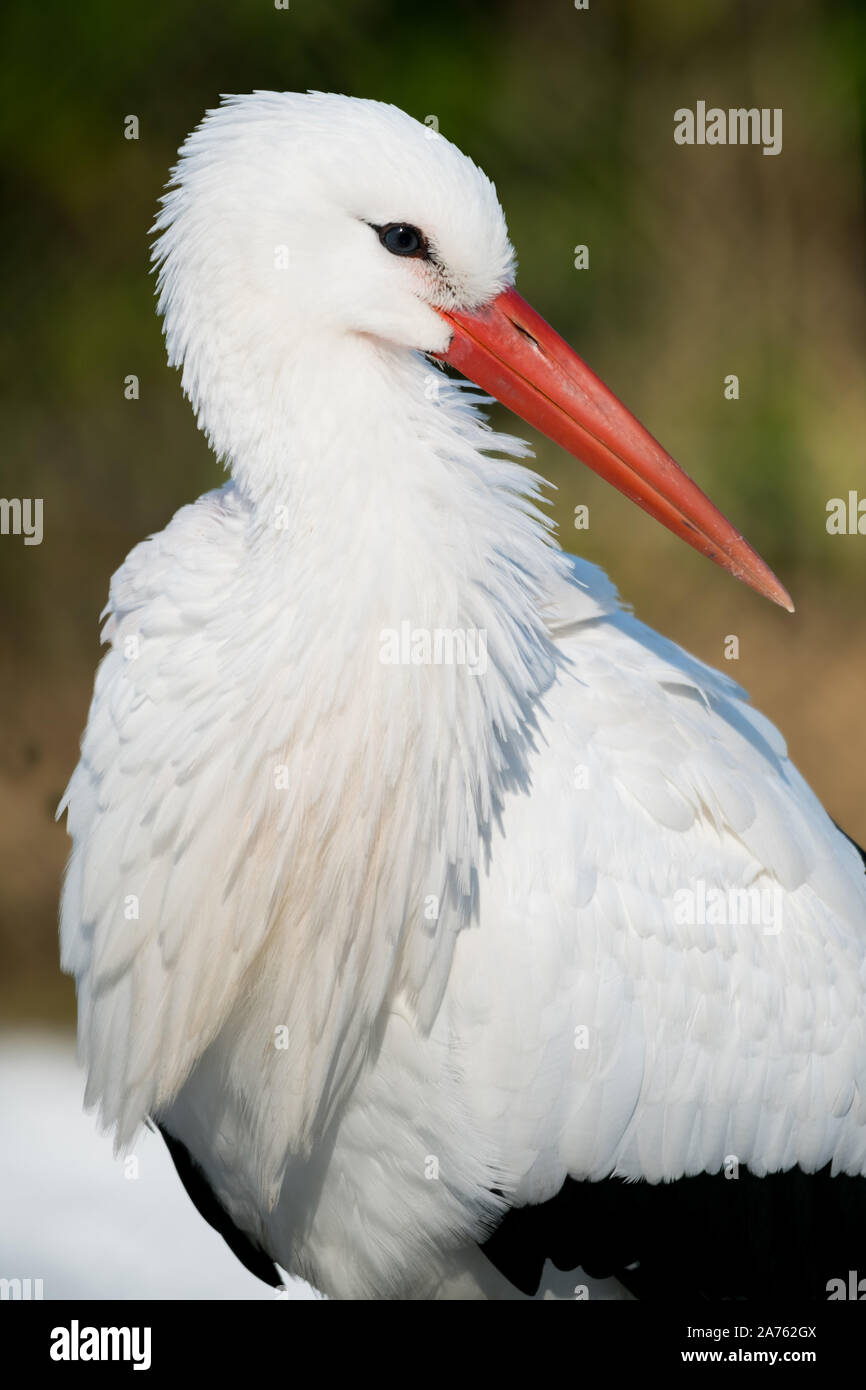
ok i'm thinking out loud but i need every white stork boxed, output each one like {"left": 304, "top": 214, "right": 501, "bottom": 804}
{"left": 60, "top": 92, "right": 866, "bottom": 1300}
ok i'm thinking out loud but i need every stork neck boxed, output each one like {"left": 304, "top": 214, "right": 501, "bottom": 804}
{"left": 225, "top": 336, "right": 564, "bottom": 625}
{"left": 190, "top": 336, "right": 567, "bottom": 1155}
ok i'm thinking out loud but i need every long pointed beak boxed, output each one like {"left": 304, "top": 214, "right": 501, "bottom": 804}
{"left": 435, "top": 286, "right": 793, "bottom": 611}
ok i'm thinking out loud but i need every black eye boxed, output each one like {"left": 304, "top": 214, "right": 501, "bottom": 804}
{"left": 376, "top": 223, "right": 428, "bottom": 259}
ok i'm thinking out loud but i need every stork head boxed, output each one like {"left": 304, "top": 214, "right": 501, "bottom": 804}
{"left": 153, "top": 91, "right": 791, "bottom": 610}
{"left": 153, "top": 92, "right": 510, "bottom": 366}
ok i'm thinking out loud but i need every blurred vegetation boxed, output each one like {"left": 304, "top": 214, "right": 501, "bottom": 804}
{"left": 1, "top": 0, "right": 865, "bottom": 1020}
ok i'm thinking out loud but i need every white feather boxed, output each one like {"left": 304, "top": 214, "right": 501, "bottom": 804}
{"left": 60, "top": 91, "right": 866, "bottom": 1299}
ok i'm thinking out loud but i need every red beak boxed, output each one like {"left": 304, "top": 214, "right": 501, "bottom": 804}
{"left": 436, "top": 287, "right": 793, "bottom": 611}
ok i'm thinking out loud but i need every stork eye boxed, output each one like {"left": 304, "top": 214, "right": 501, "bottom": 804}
{"left": 377, "top": 223, "right": 428, "bottom": 259}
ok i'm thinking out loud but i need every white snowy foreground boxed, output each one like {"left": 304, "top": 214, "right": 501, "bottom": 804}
{"left": 0, "top": 1030, "right": 319, "bottom": 1299}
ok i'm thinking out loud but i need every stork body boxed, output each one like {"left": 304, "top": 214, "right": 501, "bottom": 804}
{"left": 60, "top": 93, "right": 866, "bottom": 1299}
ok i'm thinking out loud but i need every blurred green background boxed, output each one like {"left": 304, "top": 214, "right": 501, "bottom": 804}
{"left": 1, "top": 0, "right": 865, "bottom": 1023}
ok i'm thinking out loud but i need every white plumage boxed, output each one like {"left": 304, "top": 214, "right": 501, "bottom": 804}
{"left": 60, "top": 92, "right": 866, "bottom": 1300}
